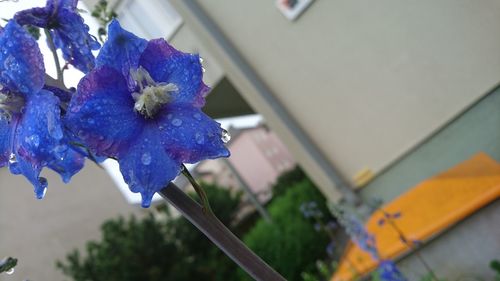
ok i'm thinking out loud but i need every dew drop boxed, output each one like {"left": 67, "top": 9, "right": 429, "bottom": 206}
{"left": 195, "top": 133, "right": 204, "bottom": 144}
{"left": 6, "top": 268, "right": 14, "bottom": 275}
{"left": 141, "top": 152, "right": 152, "bottom": 165}
{"left": 8, "top": 153, "right": 16, "bottom": 164}
{"left": 221, "top": 129, "right": 231, "bottom": 143}
{"left": 193, "top": 113, "right": 202, "bottom": 121}
{"left": 199, "top": 57, "right": 204, "bottom": 63}
{"left": 201, "top": 67, "right": 206, "bottom": 73}
{"left": 26, "top": 134, "right": 40, "bottom": 147}
{"left": 171, "top": 118, "right": 182, "bottom": 127}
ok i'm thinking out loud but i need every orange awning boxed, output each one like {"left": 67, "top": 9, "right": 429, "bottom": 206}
{"left": 332, "top": 153, "right": 500, "bottom": 280}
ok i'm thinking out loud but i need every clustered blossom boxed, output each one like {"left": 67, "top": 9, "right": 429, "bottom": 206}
{"left": 15, "top": 0, "right": 100, "bottom": 73}
{"left": 0, "top": 21, "right": 84, "bottom": 198}
{"left": 65, "top": 20, "right": 229, "bottom": 207}
{"left": 1, "top": 1, "right": 229, "bottom": 207}
{"left": 330, "top": 205, "right": 408, "bottom": 281}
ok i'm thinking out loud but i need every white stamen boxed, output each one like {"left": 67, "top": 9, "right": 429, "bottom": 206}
{"left": 131, "top": 68, "right": 178, "bottom": 118}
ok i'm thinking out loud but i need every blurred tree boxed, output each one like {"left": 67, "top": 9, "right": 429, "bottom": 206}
{"left": 272, "top": 165, "right": 308, "bottom": 198}
{"left": 241, "top": 179, "right": 331, "bottom": 281}
{"left": 56, "top": 183, "right": 245, "bottom": 281}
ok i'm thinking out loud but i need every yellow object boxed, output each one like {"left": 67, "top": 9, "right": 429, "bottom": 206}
{"left": 332, "top": 153, "right": 500, "bottom": 281}
{"left": 353, "top": 168, "right": 375, "bottom": 188}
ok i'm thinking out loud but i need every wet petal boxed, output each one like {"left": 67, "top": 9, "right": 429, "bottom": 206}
{"left": 118, "top": 128, "right": 181, "bottom": 207}
{"left": 0, "top": 116, "right": 14, "bottom": 167}
{"left": 14, "top": 7, "right": 50, "bottom": 27}
{"left": 65, "top": 66, "right": 142, "bottom": 157}
{"left": 15, "top": 0, "right": 99, "bottom": 73}
{"left": 9, "top": 155, "right": 48, "bottom": 199}
{"left": 12, "top": 90, "right": 63, "bottom": 198}
{"left": 156, "top": 104, "right": 230, "bottom": 164}
{"left": 96, "top": 19, "right": 147, "bottom": 86}
{"left": 48, "top": 146, "right": 85, "bottom": 183}
{"left": 139, "top": 39, "right": 209, "bottom": 107}
{"left": 50, "top": 8, "right": 100, "bottom": 73}
{"left": 0, "top": 21, "right": 45, "bottom": 95}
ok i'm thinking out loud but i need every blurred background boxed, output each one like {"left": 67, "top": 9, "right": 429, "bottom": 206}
{"left": 1, "top": 0, "right": 500, "bottom": 280}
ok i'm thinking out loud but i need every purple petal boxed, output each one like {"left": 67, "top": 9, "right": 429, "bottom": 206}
{"left": 96, "top": 19, "right": 147, "bottom": 86}
{"left": 15, "top": 0, "right": 100, "bottom": 73}
{"left": 0, "top": 21, "right": 45, "bottom": 95}
{"left": 139, "top": 39, "right": 209, "bottom": 107}
{"left": 0, "top": 116, "right": 14, "bottom": 167}
{"left": 118, "top": 127, "right": 181, "bottom": 207}
{"left": 65, "top": 66, "right": 142, "bottom": 157}
{"left": 11, "top": 90, "right": 64, "bottom": 198}
{"left": 48, "top": 146, "right": 85, "bottom": 183}
{"left": 50, "top": 8, "right": 100, "bottom": 73}
{"left": 14, "top": 7, "right": 50, "bottom": 27}
{"left": 156, "top": 104, "right": 230, "bottom": 163}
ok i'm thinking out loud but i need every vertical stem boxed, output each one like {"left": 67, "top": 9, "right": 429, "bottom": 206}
{"left": 44, "top": 29, "right": 64, "bottom": 83}
{"left": 159, "top": 183, "right": 286, "bottom": 281}
{"left": 380, "top": 209, "right": 438, "bottom": 280}
{"left": 181, "top": 164, "right": 213, "bottom": 214}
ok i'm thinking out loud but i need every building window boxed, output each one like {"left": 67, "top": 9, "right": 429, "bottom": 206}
{"left": 116, "top": 0, "right": 182, "bottom": 40}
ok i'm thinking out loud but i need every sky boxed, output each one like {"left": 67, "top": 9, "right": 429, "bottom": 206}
{"left": 0, "top": 1, "right": 263, "bottom": 206}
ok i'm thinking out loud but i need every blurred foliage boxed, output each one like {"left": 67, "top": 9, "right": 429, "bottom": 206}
{"left": 272, "top": 165, "right": 308, "bottom": 198}
{"left": 0, "top": 257, "right": 17, "bottom": 274}
{"left": 91, "top": 0, "right": 117, "bottom": 42}
{"left": 491, "top": 259, "right": 500, "bottom": 281}
{"left": 241, "top": 179, "right": 331, "bottom": 281}
{"left": 56, "top": 183, "right": 244, "bottom": 281}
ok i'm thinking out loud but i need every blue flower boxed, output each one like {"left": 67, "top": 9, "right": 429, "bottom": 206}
{"left": 331, "top": 206, "right": 380, "bottom": 260}
{"left": 0, "top": 21, "right": 84, "bottom": 198}
{"left": 65, "top": 20, "right": 230, "bottom": 207}
{"left": 15, "top": 0, "right": 100, "bottom": 73}
{"left": 377, "top": 260, "right": 407, "bottom": 281}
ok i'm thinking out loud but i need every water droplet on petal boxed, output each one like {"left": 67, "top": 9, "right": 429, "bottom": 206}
{"left": 193, "top": 113, "right": 202, "bottom": 121}
{"left": 201, "top": 67, "right": 206, "bottom": 73}
{"left": 199, "top": 57, "right": 204, "bottom": 63}
{"left": 8, "top": 153, "right": 16, "bottom": 164}
{"left": 6, "top": 268, "right": 14, "bottom": 275}
{"left": 25, "top": 134, "right": 40, "bottom": 147}
{"left": 141, "top": 152, "right": 152, "bottom": 165}
{"left": 195, "top": 133, "right": 204, "bottom": 144}
{"left": 171, "top": 118, "right": 182, "bottom": 127}
{"left": 221, "top": 129, "right": 231, "bottom": 143}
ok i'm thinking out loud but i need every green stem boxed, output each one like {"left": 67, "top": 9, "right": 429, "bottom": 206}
{"left": 380, "top": 209, "right": 439, "bottom": 281}
{"left": 44, "top": 29, "right": 64, "bottom": 83}
{"left": 181, "top": 164, "right": 213, "bottom": 215}
{"left": 158, "top": 183, "right": 286, "bottom": 281}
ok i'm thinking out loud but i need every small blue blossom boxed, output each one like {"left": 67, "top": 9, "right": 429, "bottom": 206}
{"left": 15, "top": 0, "right": 100, "bottom": 73}
{"left": 331, "top": 205, "right": 380, "bottom": 260}
{"left": 377, "top": 260, "right": 407, "bottom": 281}
{"left": 65, "top": 20, "right": 229, "bottom": 207}
{"left": 0, "top": 21, "right": 84, "bottom": 198}
{"left": 326, "top": 241, "right": 335, "bottom": 257}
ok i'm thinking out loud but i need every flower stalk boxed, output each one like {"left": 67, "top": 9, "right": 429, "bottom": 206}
{"left": 159, "top": 182, "right": 287, "bottom": 281}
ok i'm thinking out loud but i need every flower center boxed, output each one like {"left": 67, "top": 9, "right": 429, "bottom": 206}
{"left": 131, "top": 67, "right": 178, "bottom": 118}
{"left": 0, "top": 84, "right": 24, "bottom": 121}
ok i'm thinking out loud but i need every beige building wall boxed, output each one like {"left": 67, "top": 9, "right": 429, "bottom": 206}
{"left": 0, "top": 165, "right": 142, "bottom": 281}
{"left": 172, "top": 0, "right": 500, "bottom": 200}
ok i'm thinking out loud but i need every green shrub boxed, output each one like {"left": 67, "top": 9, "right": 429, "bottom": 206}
{"left": 272, "top": 165, "right": 308, "bottom": 198}
{"left": 56, "top": 183, "right": 242, "bottom": 281}
{"left": 241, "top": 179, "right": 331, "bottom": 281}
